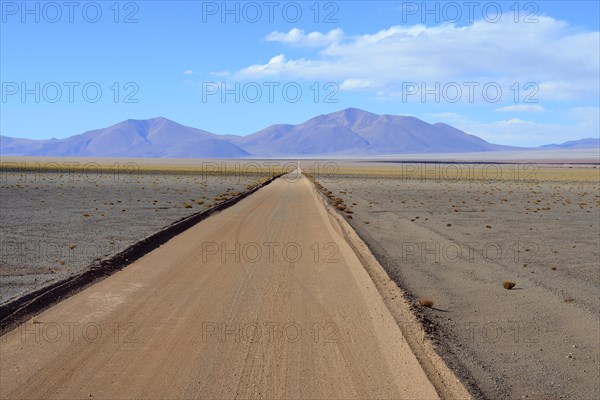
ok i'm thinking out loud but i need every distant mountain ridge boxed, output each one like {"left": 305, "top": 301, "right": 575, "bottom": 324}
{"left": 538, "top": 138, "right": 600, "bottom": 150}
{"left": 1, "top": 108, "right": 597, "bottom": 158}
{"left": 1, "top": 118, "right": 249, "bottom": 158}
{"left": 230, "top": 108, "right": 515, "bottom": 156}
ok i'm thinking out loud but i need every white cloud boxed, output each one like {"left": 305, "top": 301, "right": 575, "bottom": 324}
{"left": 232, "top": 17, "right": 599, "bottom": 102}
{"left": 495, "top": 105, "right": 547, "bottom": 113}
{"left": 340, "top": 79, "right": 374, "bottom": 90}
{"left": 434, "top": 109, "right": 599, "bottom": 146}
{"left": 266, "top": 28, "right": 343, "bottom": 47}
{"left": 495, "top": 118, "right": 533, "bottom": 126}
{"left": 237, "top": 54, "right": 342, "bottom": 80}
{"left": 241, "top": 54, "right": 293, "bottom": 77}
{"left": 537, "top": 80, "right": 599, "bottom": 101}
{"left": 183, "top": 70, "right": 193, "bottom": 75}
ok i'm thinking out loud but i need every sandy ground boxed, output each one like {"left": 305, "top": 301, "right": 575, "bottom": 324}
{"left": 0, "top": 168, "right": 267, "bottom": 304}
{"left": 0, "top": 172, "right": 447, "bottom": 399}
{"left": 314, "top": 164, "right": 599, "bottom": 399}
{"left": 337, "top": 148, "right": 600, "bottom": 163}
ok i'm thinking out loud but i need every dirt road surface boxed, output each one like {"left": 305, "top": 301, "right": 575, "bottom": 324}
{"left": 1, "top": 172, "right": 442, "bottom": 399}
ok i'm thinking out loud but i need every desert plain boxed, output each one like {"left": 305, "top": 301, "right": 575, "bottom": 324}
{"left": 0, "top": 155, "right": 598, "bottom": 399}
{"left": 308, "top": 160, "right": 599, "bottom": 399}
{"left": 0, "top": 158, "right": 286, "bottom": 304}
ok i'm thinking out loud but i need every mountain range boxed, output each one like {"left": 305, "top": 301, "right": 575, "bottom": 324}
{"left": 538, "top": 138, "right": 600, "bottom": 150}
{"left": 1, "top": 108, "right": 597, "bottom": 158}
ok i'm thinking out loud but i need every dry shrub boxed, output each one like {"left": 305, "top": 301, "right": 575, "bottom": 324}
{"left": 419, "top": 298, "right": 434, "bottom": 308}
{"left": 503, "top": 281, "right": 516, "bottom": 290}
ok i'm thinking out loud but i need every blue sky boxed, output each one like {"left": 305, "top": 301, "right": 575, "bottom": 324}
{"left": 1, "top": 0, "right": 599, "bottom": 146}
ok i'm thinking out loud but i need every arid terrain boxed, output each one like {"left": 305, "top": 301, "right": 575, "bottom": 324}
{"left": 1, "top": 157, "right": 598, "bottom": 399}
{"left": 308, "top": 161, "right": 600, "bottom": 399}
{"left": 0, "top": 170, "right": 471, "bottom": 399}
{"left": 3, "top": 0, "right": 597, "bottom": 396}
{"left": 0, "top": 158, "right": 287, "bottom": 304}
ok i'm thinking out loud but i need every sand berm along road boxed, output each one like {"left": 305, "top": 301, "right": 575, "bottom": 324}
{"left": 1, "top": 170, "right": 459, "bottom": 399}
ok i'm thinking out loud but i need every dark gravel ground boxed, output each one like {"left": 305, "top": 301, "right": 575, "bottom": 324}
{"left": 0, "top": 170, "right": 264, "bottom": 304}
{"left": 317, "top": 168, "right": 599, "bottom": 399}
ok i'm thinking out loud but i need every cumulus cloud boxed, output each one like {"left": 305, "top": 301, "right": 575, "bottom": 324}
{"left": 266, "top": 28, "right": 343, "bottom": 47}
{"left": 241, "top": 54, "right": 295, "bottom": 77}
{"left": 237, "top": 54, "right": 343, "bottom": 80}
{"left": 233, "top": 17, "right": 599, "bottom": 102}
